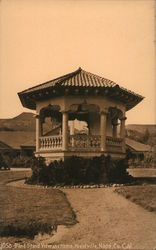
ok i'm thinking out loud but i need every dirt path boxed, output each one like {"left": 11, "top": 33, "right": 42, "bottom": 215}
{"left": 48, "top": 188, "right": 156, "bottom": 250}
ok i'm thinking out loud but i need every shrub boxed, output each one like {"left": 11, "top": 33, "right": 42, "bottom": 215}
{"left": 11, "top": 155, "right": 35, "bottom": 168}
{"left": 26, "top": 156, "right": 46, "bottom": 184}
{"left": 0, "top": 220, "right": 53, "bottom": 239}
{"left": 107, "top": 158, "right": 133, "bottom": 183}
{"left": 0, "top": 153, "right": 9, "bottom": 170}
{"left": 26, "top": 154, "right": 132, "bottom": 186}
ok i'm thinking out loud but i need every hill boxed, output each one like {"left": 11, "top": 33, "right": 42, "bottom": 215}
{"left": 0, "top": 112, "right": 36, "bottom": 131}
{"left": 0, "top": 112, "right": 56, "bottom": 148}
{"left": 126, "top": 124, "right": 156, "bottom": 135}
{"left": 126, "top": 124, "right": 156, "bottom": 146}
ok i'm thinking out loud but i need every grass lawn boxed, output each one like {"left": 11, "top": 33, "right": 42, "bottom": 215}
{"left": 0, "top": 170, "right": 76, "bottom": 238}
{"left": 115, "top": 185, "right": 156, "bottom": 213}
{"left": 0, "top": 170, "right": 31, "bottom": 185}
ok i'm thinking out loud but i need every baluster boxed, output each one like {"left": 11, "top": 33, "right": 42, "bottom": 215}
{"left": 56, "top": 137, "right": 58, "bottom": 148}
{"left": 44, "top": 139, "right": 46, "bottom": 149}
{"left": 54, "top": 137, "right": 56, "bottom": 148}
{"left": 49, "top": 138, "right": 51, "bottom": 148}
{"left": 51, "top": 137, "right": 54, "bottom": 148}
{"left": 57, "top": 137, "right": 60, "bottom": 148}
{"left": 42, "top": 139, "right": 44, "bottom": 149}
{"left": 46, "top": 138, "right": 48, "bottom": 149}
{"left": 52, "top": 137, "right": 54, "bottom": 148}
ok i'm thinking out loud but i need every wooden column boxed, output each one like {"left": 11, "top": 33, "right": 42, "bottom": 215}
{"left": 62, "top": 111, "right": 69, "bottom": 151}
{"left": 112, "top": 123, "right": 118, "bottom": 138}
{"left": 120, "top": 116, "right": 127, "bottom": 153}
{"left": 70, "top": 120, "right": 75, "bottom": 147}
{"left": 36, "top": 114, "right": 42, "bottom": 152}
{"left": 100, "top": 110, "right": 107, "bottom": 152}
{"left": 70, "top": 120, "right": 74, "bottom": 135}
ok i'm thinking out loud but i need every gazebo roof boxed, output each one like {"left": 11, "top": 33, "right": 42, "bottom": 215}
{"left": 18, "top": 67, "right": 144, "bottom": 111}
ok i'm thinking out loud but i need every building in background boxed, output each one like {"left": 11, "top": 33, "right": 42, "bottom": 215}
{"left": 126, "top": 138, "right": 154, "bottom": 167}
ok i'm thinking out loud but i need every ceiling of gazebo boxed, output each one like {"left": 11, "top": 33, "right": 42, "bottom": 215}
{"left": 39, "top": 103, "right": 100, "bottom": 123}
{"left": 18, "top": 67, "right": 144, "bottom": 111}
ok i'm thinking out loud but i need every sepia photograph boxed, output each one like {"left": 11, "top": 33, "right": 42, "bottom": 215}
{"left": 0, "top": 0, "right": 156, "bottom": 249}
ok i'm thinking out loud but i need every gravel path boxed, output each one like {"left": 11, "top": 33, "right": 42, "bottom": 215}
{"left": 49, "top": 188, "right": 156, "bottom": 250}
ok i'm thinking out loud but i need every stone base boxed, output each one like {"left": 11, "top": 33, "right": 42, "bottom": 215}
{"left": 35, "top": 150, "right": 125, "bottom": 164}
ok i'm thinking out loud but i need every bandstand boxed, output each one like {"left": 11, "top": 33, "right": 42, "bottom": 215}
{"left": 18, "top": 68, "right": 143, "bottom": 162}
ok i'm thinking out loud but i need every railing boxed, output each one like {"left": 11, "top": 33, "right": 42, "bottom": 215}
{"left": 39, "top": 135, "right": 62, "bottom": 150}
{"left": 106, "top": 136, "right": 123, "bottom": 152}
{"left": 38, "top": 134, "right": 123, "bottom": 152}
{"left": 69, "top": 134, "right": 122, "bottom": 151}
{"left": 69, "top": 134, "right": 101, "bottom": 150}
{"left": 106, "top": 136, "right": 122, "bottom": 147}
{"left": 69, "top": 134, "right": 100, "bottom": 150}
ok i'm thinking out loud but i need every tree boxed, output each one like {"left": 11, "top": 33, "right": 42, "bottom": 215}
{"left": 142, "top": 128, "right": 150, "bottom": 144}
{"left": 0, "top": 153, "right": 8, "bottom": 169}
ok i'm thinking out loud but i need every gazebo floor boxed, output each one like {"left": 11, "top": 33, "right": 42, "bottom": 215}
{"left": 35, "top": 149, "right": 125, "bottom": 164}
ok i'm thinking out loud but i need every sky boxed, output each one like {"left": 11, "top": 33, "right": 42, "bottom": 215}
{"left": 0, "top": 0, "right": 155, "bottom": 124}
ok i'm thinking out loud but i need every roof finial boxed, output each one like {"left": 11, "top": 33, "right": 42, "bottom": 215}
{"left": 78, "top": 67, "right": 82, "bottom": 70}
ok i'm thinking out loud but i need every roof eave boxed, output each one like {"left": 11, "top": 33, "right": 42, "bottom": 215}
{"left": 18, "top": 85, "right": 144, "bottom": 111}
{"left": 18, "top": 92, "right": 36, "bottom": 110}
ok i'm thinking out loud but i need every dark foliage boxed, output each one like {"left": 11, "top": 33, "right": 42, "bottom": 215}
{"left": 11, "top": 155, "right": 35, "bottom": 168}
{"left": 26, "top": 156, "right": 47, "bottom": 184}
{"left": 0, "top": 153, "right": 9, "bottom": 170}
{"left": 26, "top": 154, "right": 132, "bottom": 186}
{"left": 0, "top": 220, "right": 53, "bottom": 239}
{"left": 107, "top": 158, "right": 132, "bottom": 183}
{"left": 142, "top": 128, "right": 150, "bottom": 144}
{"left": 0, "top": 127, "right": 15, "bottom": 131}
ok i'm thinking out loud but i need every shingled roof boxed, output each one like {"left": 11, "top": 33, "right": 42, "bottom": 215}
{"left": 0, "top": 131, "right": 35, "bottom": 149}
{"left": 19, "top": 67, "right": 117, "bottom": 93}
{"left": 126, "top": 138, "right": 151, "bottom": 152}
{"left": 18, "top": 67, "right": 144, "bottom": 111}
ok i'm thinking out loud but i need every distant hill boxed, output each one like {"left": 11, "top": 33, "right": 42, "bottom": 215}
{"left": 0, "top": 112, "right": 36, "bottom": 131}
{"left": 0, "top": 112, "right": 57, "bottom": 148}
{"left": 126, "top": 124, "right": 156, "bottom": 134}
{"left": 126, "top": 124, "right": 156, "bottom": 146}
